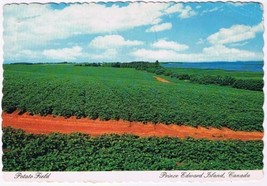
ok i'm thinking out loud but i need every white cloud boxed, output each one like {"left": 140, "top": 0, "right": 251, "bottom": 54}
{"left": 152, "top": 39, "right": 189, "bottom": 51}
{"left": 3, "top": 3, "right": 168, "bottom": 57}
{"left": 131, "top": 45, "right": 262, "bottom": 62}
{"left": 229, "top": 41, "right": 249, "bottom": 47}
{"left": 202, "top": 45, "right": 258, "bottom": 60}
{"left": 201, "top": 7, "right": 220, "bottom": 15}
{"left": 4, "top": 3, "right": 169, "bottom": 44}
{"left": 228, "top": 2, "right": 245, "bottom": 6}
{"left": 165, "top": 3, "right": 197, "bottom": 19}
{"left": 4, "top": 3, "right": 261, "bottom": 63}
{"left": 172, "top": 22, "right": 263, "bottom": 62}
{"left": 89, "top": 35, "right": 143, "bottom": 49}
{"left": 164, "top": 3, "right": 183, "bottom": 14}
{"left": 180, "top": 6, "right": 197, "bottom": 18}
{"left": 4, "top": 3, "right": 196, "bottom": 44}
{"left": 208, "top": 7, "right": 220, "bottom": 12}
{"left": 146, "top": 23, "right": 172, "bottom": 32}
{"left": 196, "top": 38, "right": 205, "bottom": 45}
{"left": 251, "top": 22, "right": 264, "bottom": 32}
{"left": 3, "top": 3, "right": 198, "bottom": 61}
{"left": 92, "top": 49, "right": 118, "bottom": 59}
{"left": 131, "top": 49, "right": 179, "bottom": 61}
{"left": 42, "top": 46, "right": 82, "bottom": 60}
{"left": 207, "top": 22, "right": 263, "bottom": 45}
{"left": 4, "top": 49, "right": 40, "bottom": 62}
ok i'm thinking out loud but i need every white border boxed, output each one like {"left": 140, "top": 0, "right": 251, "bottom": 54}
{"left": 0, "top": 0, "right": 266, "bottom": 185}
{"left": 2, "top": 171, "right": 264, "bottom": 182}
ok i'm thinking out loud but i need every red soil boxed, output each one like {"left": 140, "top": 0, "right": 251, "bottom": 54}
{"left": 2, "top": 111, "right": 263, "bottom": 141}
{"left": 154, "top": 76, "right": 170, "bottom": 83}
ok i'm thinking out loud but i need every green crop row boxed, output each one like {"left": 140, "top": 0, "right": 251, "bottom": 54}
{"left": 2, "top": 127, "right": 263, "bottom": 171}
{"left": 2, "top": 64, "right": 263, "bottom": 131}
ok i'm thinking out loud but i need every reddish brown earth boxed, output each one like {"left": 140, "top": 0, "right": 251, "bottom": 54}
{"left": 154, "top": 76, "right": 170, "bottom": 83}
{"left": 2, "top": 111, "right": 263, "bottom": 141}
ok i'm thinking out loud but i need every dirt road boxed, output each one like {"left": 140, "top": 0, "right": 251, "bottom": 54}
{"left": 154, "top": 76, "right": 170, "bottom": 83}
{"left": 2, "top": 111, "right": 263, "bottom": 141}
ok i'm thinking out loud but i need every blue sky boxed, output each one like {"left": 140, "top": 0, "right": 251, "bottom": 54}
{"left": 3, "top": 2, "right": 264, "bottom": 63}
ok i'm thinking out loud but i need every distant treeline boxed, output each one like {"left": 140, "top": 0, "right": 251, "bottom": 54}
{"left": 76, "top": 61, "right": 262, "bottom": 91}
{"left": 75, "top": 61, "right": 160, "bottom": 69}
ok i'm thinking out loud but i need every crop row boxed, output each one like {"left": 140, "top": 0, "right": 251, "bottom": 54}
{"left": 3, "top": 127, "right": 263, "bottom": 171}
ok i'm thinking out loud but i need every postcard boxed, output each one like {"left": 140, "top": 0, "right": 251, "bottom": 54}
{"left": 1, "top": 0, "right": 265, "bottom": 183}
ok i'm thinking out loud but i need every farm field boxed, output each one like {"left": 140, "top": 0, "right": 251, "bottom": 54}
{"left": 2, "top": 127, "right": 263, "bottom": 171}
{"left": 164, "top": 67, "right": 263, "bottom": 80}
{"left": 2, "top": 63, "right": 264, "bottom": 171}
{"left": 2, "top": 64, "right": 263, "bottom": 131}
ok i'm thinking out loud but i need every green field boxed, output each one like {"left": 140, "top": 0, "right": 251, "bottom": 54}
{"left": 2, "top": 128, "right": 263, "bottom": 171}
{"left": 165, "top": 68, "right": 263, "bottom": 80}
{"left": 2, "top": 64, "right": 263, "bottom": 131}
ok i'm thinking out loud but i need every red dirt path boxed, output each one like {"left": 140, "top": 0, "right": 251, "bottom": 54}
{"left": 154, "top": 76, "right": 170, "bottom": 83}
{"left": 2, "top": 111, "right": 263, "bottom": 141}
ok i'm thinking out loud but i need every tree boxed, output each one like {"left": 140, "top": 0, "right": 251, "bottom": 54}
{"left": 155, "top": 60, "right": 159, "bottom": 67}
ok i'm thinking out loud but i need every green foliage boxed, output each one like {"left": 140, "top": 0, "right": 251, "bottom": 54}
{"left": 2, "top": 64, "right": 263, "bottom": 131}
{"left": 140, "top": 65, "right": 262, "bottom": 91}
{"left": 105, "top": 61, "right": 160, "bottom": 69}
{"left": 2, "top": 127, "right": 263, "bottom": 171}
{"left": 232, "top": 79, "right": 263, "bottom": 91}
{"left": 163, "top": 67, "right": 263, "bottom": 91}
{"left": 76, "top": 61, "right": 159, "bottom": 69}
{"left": 75, "top": 62, "right": 101, "bottom": 67}
{"left": 166, "top": 67, "right": 263, "bottom": 80}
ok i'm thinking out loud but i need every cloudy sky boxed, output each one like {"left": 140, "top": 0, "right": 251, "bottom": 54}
{"left": 3, "top": 2, "right": 264, "bottom": 63}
